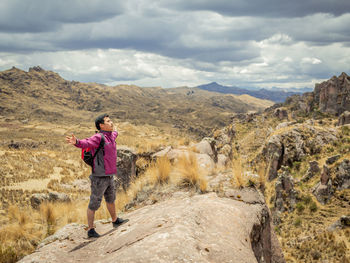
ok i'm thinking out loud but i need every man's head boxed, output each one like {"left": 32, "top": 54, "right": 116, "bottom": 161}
{"left": 95, "top": 114, "right": 113, "bottom": 131}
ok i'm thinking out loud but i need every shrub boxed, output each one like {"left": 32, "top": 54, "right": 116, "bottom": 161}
{"left": 296, "top": 202, "right": 305, "bottom": 214}
{"left": 309, "top": 201, "right": 318, "bottom": 212}
{"left": 294, "top": 217, "right": 302, "bottom": 226}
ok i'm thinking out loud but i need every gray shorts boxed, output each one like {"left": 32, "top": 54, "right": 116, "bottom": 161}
{"left": 88, "top": 175, "right": 116, "bottom": 211}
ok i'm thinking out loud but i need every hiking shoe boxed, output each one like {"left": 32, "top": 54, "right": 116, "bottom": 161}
{"left": 87, "top": 228, "right": 100, "bottom": 238}
{"left": 112, "top": 217, "right": 128, "bottom": 228}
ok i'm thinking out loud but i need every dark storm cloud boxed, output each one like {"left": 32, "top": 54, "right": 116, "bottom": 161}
{"left": 163, "top": 0, "right": 350, "bottom": 18}
{"left": 0, "top": 0, "right": 124, "bottom": 33}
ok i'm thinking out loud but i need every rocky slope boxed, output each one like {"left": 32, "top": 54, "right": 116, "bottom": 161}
{"left": 225, "top": 72, "right": 350, "bottom": 262}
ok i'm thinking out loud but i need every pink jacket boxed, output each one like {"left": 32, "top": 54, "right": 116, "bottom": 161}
{"left": 75, "top": 130, "right": 118, "bottom": 176}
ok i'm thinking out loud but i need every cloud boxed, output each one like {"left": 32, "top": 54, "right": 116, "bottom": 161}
{"left": 0, "top": 0, "right": 124, "bottom": 33}
{"left": 0, "top": 1, "right": 349, "bottom": 90}
{"left": 162, "top": 0, "right": 350, "bottom": 18}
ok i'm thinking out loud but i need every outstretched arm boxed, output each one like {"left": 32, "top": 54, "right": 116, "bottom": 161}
{"left": 66, "top": 134, "right": 77, "bottom": 145}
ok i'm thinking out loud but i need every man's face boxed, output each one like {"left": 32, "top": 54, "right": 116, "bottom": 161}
{"left": 100, "top": 117, "right": 113, "bottom": 131}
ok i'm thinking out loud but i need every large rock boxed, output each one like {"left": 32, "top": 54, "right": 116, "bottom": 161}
{"left": 301, "top": 161, "right": 320, "bottom": 182}
{"left": 261, "top": 125, "right": 337, "bottom": 181}
{"left": 334, "top": 159, "right": 350, "bottom": 190}
{"left": 19, "top": 192, "right": 285, "bottom": 263}
{"left": 273, "top": 108, "right": 288, "bottom": 120}
{"left": 313, "top": 72, "right": 350, "bottom": 115}
{"left": 274, "top": 169, "right": 298, "bottom": 212}
{"left": 312, "top": 165, "right": 334, "bottom": 204}
{"left": 193, "top": 137, "right": 217, "bottom": 163}
{"left": 30, "top": 192, "right": 71, "bottom": 209}
{"left": 338, "top": 111, "right": 350, "bottom": 125}
{"left": 212, "top": 124, "right": 235, "bottom": 159}
{"left": 116, "top": 146, "right": 137, "bottom": 190}
{"left": 328, "top": 215, "right": 350, "bottom": 231}
{"left": 167, "top": 149, "right": 215, "bottom": 171}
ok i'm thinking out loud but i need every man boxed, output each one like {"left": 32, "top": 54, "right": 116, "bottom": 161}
{"left": 66, "top": 114, "right": 127, "bottom": 238}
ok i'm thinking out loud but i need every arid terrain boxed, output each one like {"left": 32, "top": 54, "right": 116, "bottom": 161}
{"left": 0, "top": 68, "right": 350, "bottom": 262}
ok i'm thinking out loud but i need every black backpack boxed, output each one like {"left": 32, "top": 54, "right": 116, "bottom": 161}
{"left": 82, "top": 133, "right": 105, "bottom": 166}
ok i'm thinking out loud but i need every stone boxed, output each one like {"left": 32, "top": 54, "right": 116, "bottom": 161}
{"left": 30, "top": 193, "right": 49, "bottom": 209}
{"left": 274, "top": 170, "right": 298, "bottom": 212}
{"left": 217, "top": 154, "right": 228, "bottom": 168}
{"left": 193, "top": 138, "right": 217, "bottom": 163}
{"left": 312, "top": 181, "right": 333, "bottom": 205}
{"left": 313, "top": 72, "right": 350, "bottom": 115}
{"left": 260, "top": 125, "right": 337, "bottom": 181}
{"left": 273, "top": 108, "right": 288, "bottom": 120}
{"left": 116, "top": 146, "right": 137, "bottom": 190}
{"left": 334, "top": 159, "right": 350, "bottom": 190}
{"left": 302, "top": 161, "right": 320, "bottom": 182}
{"left": 151, "top": 146, "right": 172, "bottom": 159}
{"left": 320, "top": 165, "right": 330, "bottom": 185}
{"left": 18, "top": 192, "right": 285, "bottom": 263}
{"left": 48, "top": 192, "right": 71, "bottom": 203}
{"left": 30, "top": 192, "right": 70, "bottom": 208}
{"left": 326, "top": 154, "right": 341, "bottom": 165}
{"left": 328, "top": 215, "right": 350, "bottom": 231}
{"left": 338, "top": 111, "right": 350, "bottom": 125}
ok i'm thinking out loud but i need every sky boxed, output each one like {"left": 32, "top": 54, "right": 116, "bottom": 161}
{"left": 0, "top": 0, "right": 350, "bottom": 89}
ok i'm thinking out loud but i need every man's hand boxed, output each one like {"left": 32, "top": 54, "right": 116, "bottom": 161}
{"left": 66, "top": 134, "right": 77, "bottom": 145}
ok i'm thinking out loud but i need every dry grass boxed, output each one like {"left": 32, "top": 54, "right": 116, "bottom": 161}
{"left": 171, "top": 152, "right": 208, "bottom": 193}
{"left": 231, "top": 157, "right": 245, "bottom": 188}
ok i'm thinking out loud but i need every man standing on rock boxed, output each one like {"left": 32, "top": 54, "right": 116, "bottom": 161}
{"left": 66, "top": 114, "right": 127, "bottom": 238}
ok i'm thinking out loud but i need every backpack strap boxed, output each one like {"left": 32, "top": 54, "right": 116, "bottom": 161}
{"left": 93, "top": 133, "right": 105, "bottom": 165}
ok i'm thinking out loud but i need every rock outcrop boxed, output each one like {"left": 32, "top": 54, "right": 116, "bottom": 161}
{"left": 312, "top": 165, "right": 334, "bottom": 205}
{"left": 274, "top": 168, "right": 298, "bottom": 212}
{"left": 116, "top": 146, "right": 137, "bottom": 190}
{"left": 313, "top": 72, "right": 350, "bottom": 115}
{"left": 334, "top": 159, "right": 350, "bottom": 190}
{"left": 261, "top": 125, "right": 337, "bottom": 181}
{"left": 338, "top": 111, "right": 350, "bottom": 125}
{"left": 301, "top": 161, "right": 320, "bottom": 182}
{"left": 30, "top": 192, "right": 71, "bottom": 208}
{"left": 19, "top": 192, "right": 285, "bottom": 263}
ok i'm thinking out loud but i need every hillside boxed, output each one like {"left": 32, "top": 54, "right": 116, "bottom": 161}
{"left": 0, "top": 66, "right": 273, "bottom": 138}
{"left": 226, "top": 72, "right": 350, "bottom": 262}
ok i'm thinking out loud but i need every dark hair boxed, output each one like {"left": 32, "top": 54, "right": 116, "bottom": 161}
{"left": 95, "top": 114, "right": 109, "bottom": 130}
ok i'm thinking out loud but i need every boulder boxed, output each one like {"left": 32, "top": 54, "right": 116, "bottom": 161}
{"left": 320, "top": 165, "right": 331, "bottom": 185}
{"left": 312, "top": 181, "right": 333, "bottom": 205}
{"left": 273, "top": 108, "right": 288, "bottom": 120}
{"left": 338, "top": 111, "right": 350, "bottom": 125}
{"left": 167, "top": 149, "right": 215, "bottom": 171}
{"left": 328, "top": 215, "right": 350, "bottom": 231}
{"left": 48, "top": 192, "right": 71, "bottom": 203}
{"left": 274, "top": 169, "right": 298, "bottom": 212}
{"left": 217, "top": 154, "right": 229, "bottom": 168}
{"left": 193, "top": 137, "right": 217, "bottom": 163}
{"left": 151, "top": 146, "right": 172, "bottom": 159}
{"left": 326, "top": 154, "right": 341, "bottom": 165}
{"left": 334, "top": 159, "right": 350, "bottom": 190}
{"left": 301, "top": 161, "right": 320, "bottom": 182}
{"left": 116, "top": 146, "right": 137, "bottom": 190}
{"left": 30, "top": 192, "right": 71, "bottom": 208}
{"left": 19, "top": 192, "right": 285, "bottom": 263}
{"left": 30, "top": 193, "right": 49, "bottom": 209}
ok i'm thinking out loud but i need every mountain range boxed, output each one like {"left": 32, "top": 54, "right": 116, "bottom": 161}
{"left": 196, "top": 82, "right": 311, "bottom": 103}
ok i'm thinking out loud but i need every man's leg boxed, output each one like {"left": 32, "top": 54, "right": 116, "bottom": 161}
{"left": 87, "top": 208, "right": 96, "bottom": 230}
{"left": 106, "top": 202, "right": 117, "bottom": 222}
